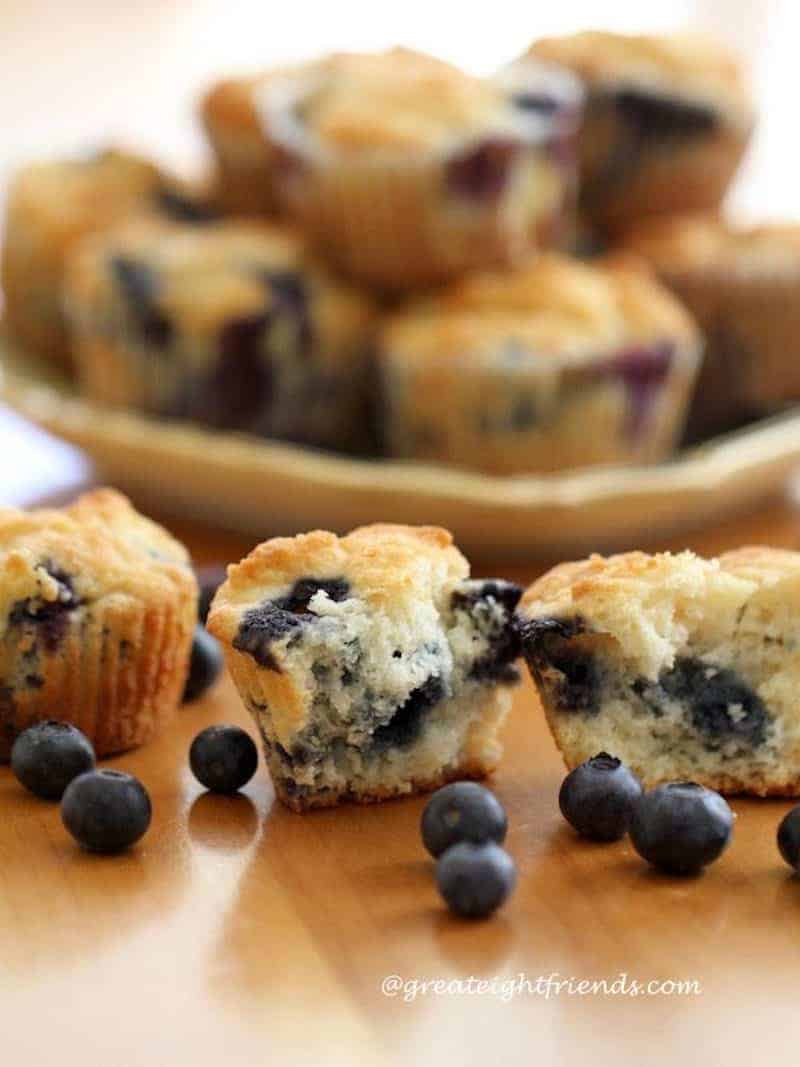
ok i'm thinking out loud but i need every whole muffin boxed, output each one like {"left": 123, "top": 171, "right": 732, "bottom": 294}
{"left": 525, "top": 32, "right": 754, "bottom": 234}
{"left": 208, "top": 525, "right": 521, "bottom": 810}
{"left": 1, "top": 149, "right": 164, "bottom": 371}
{"left": 210, "top": 47, "right": 583, "bottom": 288}
{"left": 0, "top": 489, "right": 197, "bottom": 760}
{"left": 624, "top": 214, "right": 800, "bottom": 438}
{"left": 518, "top": 547, "right": 800, "bottom": 796}
{"left": 64, "top": 216, "right": 376, "bottom": 452}
{"left": 378, "top": 254, "right": 702, "bottom": 475}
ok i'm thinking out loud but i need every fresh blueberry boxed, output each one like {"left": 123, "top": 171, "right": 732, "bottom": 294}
{"left": 777, "top": 806, "right": 800, "bottom": 871}
{"left": 629, "top": 782, "right": 733, "bottom": 875}
{"left": 61, "top": 770, "right": 152, "bottom": 853}
{"left": 421, "top": 781, "right": 508, "bottom": 858}
{"left": 189, "top": 724, "right": 258, "bottom": 794}
{"left": 183, "top": 626, "right": 224, "bottom": 703}
{"left": 11, "top": 720, "right": 96, "bottom": 800}
{"left": 196, "top": 565, "right": 227, "bottom": 624}
{"left": 559, "top": 752, "right": 643, "bottom": 841}
{"left": 436, "top": 842, "right": 516, "bottom": 919}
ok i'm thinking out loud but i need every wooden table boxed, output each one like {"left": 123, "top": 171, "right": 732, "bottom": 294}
{"left": 2, "top": 493, "right": 800, "bottom": 1066}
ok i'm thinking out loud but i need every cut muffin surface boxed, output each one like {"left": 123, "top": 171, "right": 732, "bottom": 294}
{"left": 208, "top": 525, "right": 521, "bottom": 810}
{"left": 518, "top": 547, "right": 800, "bottom": 795}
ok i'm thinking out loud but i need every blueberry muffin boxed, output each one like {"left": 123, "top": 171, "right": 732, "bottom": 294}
{"left": 202, "top": 64, "right": 299, "bottom": 216}
{"left": 1, "top": 149, "right": 164, "bottom": 371}
{"left": 64, "top": 217, "right": 375, "bottom": 452}
{"left": 0, "top": 489, "right": 197, "bottom": 760}
{"left": 235, "top": 47, "right": 583, "bottom": 288}
{"left": 207, "top": 525, "right": 521, "bottom": 811}
{"left": 518, "top": 547, "right": 800, "bottom": 796}
{"left": 378, "top": 254, "right": 702, "bottom": 475}
{"left": 525, "top": 32, "right": 754, "bottom": 234}
{"left": 624, "top": 215, "right": 800, "bottom": 438}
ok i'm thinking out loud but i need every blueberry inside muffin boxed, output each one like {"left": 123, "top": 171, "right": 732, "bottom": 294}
{"left": 208, "top": 526, "right": 521, "bottom": 810}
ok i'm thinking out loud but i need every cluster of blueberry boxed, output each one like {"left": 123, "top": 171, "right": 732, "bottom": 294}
{"left": 421, "top": 782, "right": 516, "bottom": 920}
{"left": 6, "top": 594, "right": 262, "bottom": 853}
{"left": 560, "top": 752, "right": 800, "bottom": 877}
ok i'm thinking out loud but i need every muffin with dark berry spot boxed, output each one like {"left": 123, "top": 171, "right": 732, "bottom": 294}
{"left": 518, "top": 547, "right": 800, "bottom": 795}
{"left": 207, "top": 525, "right": 521, "bottom": 811}
{"left": 63, "top": 216, "right": 375, "bottom": 452}
{"left": 229, "top": 47, "right": 582, "bottom": 289}
{"left": 524, "top": 32, "right": 754, "bottom": 234}
{"left": 624, "top": 214, "right": 800, "bottom": 438}
{"left": 0, "top": 489, "right": 197, "bottom": 760}
{"left": 201, "top": 63, "right": 300, "bottom": 216}
{"left": 1, "top": 148, "right": 163, "bottom": 372}
{"left": 378, "top": 253, "right": 701, "bottom": 475}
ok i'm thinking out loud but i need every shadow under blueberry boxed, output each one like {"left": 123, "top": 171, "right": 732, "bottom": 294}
{"left": 188, "top": 791, "right": 261, "bottom": 851}
{"left": 0, "top": 789, "right": 189, "bottom": 979}
{"left": 205, "top": 792, "right": 489, "bottom": 1020}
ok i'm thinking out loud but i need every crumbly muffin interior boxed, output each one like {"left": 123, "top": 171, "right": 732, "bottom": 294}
{"left": 231, "top": 575, "right": 520, "bottom": 804}
{"left": 519, "top": 549, "right": 800, "bottom": 793}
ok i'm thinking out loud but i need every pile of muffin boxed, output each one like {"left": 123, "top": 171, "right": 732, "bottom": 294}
{"left": 3, "top": 32, "right": 792, "bottom": 474}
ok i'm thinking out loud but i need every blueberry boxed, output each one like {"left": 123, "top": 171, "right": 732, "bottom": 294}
{"left": 614, "top": 89, "right": 717, "bottom": 140}
{"left": 777, "top": 806, "right": 800, "bottom": 871}
{"left": 11, "top": 720, "right": 96, "bottom": 800}
{"left": 61, "top": 770, "right": 152, "bottom": 853}
{"left": 183, "top": 626, "right": 224, "bottom": 703}
{"left": 196, "top": 565, "right": 227, "bottom": 624}
{"left": 519, "top": 616, "right": 601, "bottom": 714}
{"left": 371, "top": 675, "right": 446, "bottom": 751}
{"left": 446, "top": 138, "right": 519, "bottom": 201}
{"left": 436, "top": 842, "right": 516, "bottom": 919}
{"left": 189, "top": 724, "right": 258, "bottom": 794}
{"left": 421, "top": 781, "right": 508, "bottom": 858}
{"left": 629, "top": 782, "right": 733, "bottom": 875}
{"left": 111, "top": 256, "right": 173, "bottom": 349}
{"left": 559, "top": 752, "right": 643, "bottom": 841}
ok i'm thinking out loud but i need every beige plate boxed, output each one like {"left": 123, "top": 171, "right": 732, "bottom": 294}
{"left": 3, "top": 333, "right": 800, "bottom": 556}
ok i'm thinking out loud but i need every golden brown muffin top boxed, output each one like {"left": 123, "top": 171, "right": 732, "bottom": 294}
{"left": 256, "top": 47, "right": 534, "bottom": 156}
{"left": 520, "top": 547, "right": 800, "bottom": 678}
{"left": 528, "top": 31, "right": 752, "bottom": 120}
{"left": 623, "top": 214, "right": 800, "bottom": 277}
{"left": 381, "top": 253, "right": 699, "bottom": 364}
{"left": 208, "top": 524, "right": 468, "bottom": 645}
{"left": 65, "top": 216, "right": 374, "bottom": 344}
{"left": 4, "top": 148, "right": 163, "bottom": 231}
{"left": 0, "top": 489, "right": 195, "bottom": 634}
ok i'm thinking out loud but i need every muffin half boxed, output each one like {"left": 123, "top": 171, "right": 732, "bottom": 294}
{"left": 378, "top": 253, "right": 701, "bottom": 474}
{"left": 0, "top": 489, "right": 197, "bottom": 759}
{"left": 525, "top": 31, "right": 754, "bottom": 234}
{"left": 624, "top": 214, "right": 800, "bottom": 438}
{"left": 208, "top": 525, "right": 521, "bottom": 810}
{"left": 518, "top": 547, "right": 800, "bottom": 796}
{"left": 64, "top": 216, "right": 376, "bottom": 452}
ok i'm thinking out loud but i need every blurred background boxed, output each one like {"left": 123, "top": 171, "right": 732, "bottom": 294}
{"left": 0, "top": 0, "right": 792, "bottom": 506}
